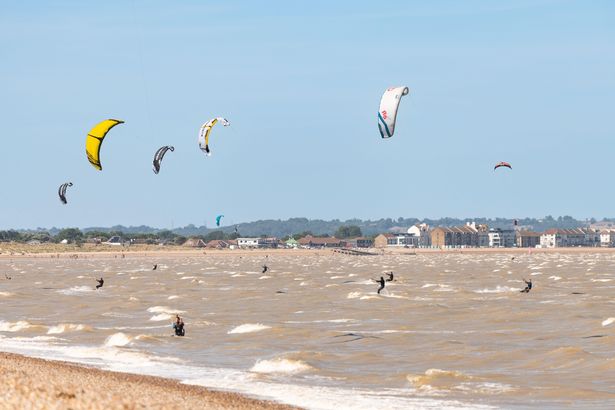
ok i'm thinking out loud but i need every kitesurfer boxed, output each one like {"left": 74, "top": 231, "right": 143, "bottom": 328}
{"left": 153, "top": 264, "right": 158, "bottom": 271}
{"left": 5, "top": 274, "right": 11, "bottom": 280}
{"left": 173, "top": 315, "right": 185, "bottom": 336}
{"left": 386, "top": 272, "right": 394, "bottom": 282}
{"left": 374, "top": 276, "right": 385, "bottom": 294}
{"left": 95, "top": 277, "right": 104, "bottom": 289}
{"left": 262, "top": 265, "right": 268, "bottom": 274}
{"left": 520, "top": 279, "right": 532, "bottom": 293}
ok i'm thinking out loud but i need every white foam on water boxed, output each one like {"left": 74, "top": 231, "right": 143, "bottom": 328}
{"left": 57, "top": 285, "right": 94, "bottom": 295}
{"left": 602, "top": 317, "right": 615, "bottom": 327}
{"left": 150, "top": 313, "right": 173, "bottom": 321}
{"left": 259, "top": 275, "right": 271, "bottom": 279}
{"left": 47, "top": 323, "right": 89, "bottom": 335}
{"left": 228, "top": 323, "right": 271, "bottom": 334}
{"left": 167, "top": 295, "right": 180, "bottom": 300}
{"left": 0, "top": 320, "right": 39, "bottom": 332}
{"left": 530, "top": 272, "right": 542, "bottom": 276}
{"left": 147, "top": 306, "right": 185, "bottom": 315}
{"left": 591, "top": 278, "right": 612, "bottom": 282}
{"left": 549, "top": 276, "right": 562, "bottom": 281}
{"left": 104, "top": 332, "right": 132, "bottom": 347}
{"left": 250, "top": 358, "right": 313, "bottom": 375}
{"left": 347, "top": 292, "right": 361, "bottom": 299}
{"left": 474, "top": 286, "right": 520, "bottom": 294}
{"left": 0, "top": 291, "right": 14, "bottom": 297}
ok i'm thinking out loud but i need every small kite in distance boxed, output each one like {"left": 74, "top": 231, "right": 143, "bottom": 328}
{"left": 58, "top": 182, "right": 73, "bottom": 205}
{"left": 494, "top": 162, "right": 512, "bottom": 171}
{"left": 153, "top": 146, "right": 175, "bottom": 174}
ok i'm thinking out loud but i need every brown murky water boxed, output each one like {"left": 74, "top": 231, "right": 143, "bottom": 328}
{"left": 1, "top": 251, "right": 614, "bottom": 409}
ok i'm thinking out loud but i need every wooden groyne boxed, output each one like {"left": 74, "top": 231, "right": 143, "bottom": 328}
{"left": 333, "top": 248, "right": 379, "bottom": 256}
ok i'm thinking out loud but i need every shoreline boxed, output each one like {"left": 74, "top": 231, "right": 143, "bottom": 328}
{"left": 0, "top": 351, "right": 300, "bottom": 410}
{"left": 2, "top": 244, "right": 615, "bottom": 260}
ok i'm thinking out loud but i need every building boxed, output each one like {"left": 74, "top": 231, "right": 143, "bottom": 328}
{"left": 205, "top": 239, "right": 236, "bottom": 249}
{"left": 345, "top": 237, "right": 374, "bottom": 248}
{"left": 516, "top": 231, "right": 541, "bottom": 248}
{"left": 374, "top": 233, "right": 418, "bottom": 248}
{"left": 297, "top": 235, "right": 346, "bottom": 248}
{"left": 285, "top": 237, "right": 299, "bottom": 248}
{"left": 407, "top": 223, "right": 431, "bottom": 247}
{"left": 600, "top": 230, "right": 615, "bottom": 247}
{"left": 237, "top": 238, "right": 261, "bottom": 248}
{"left": 430, "top": 222, "right": 488, "bottom": 248}
{"left": 183, "top": 238, "right": 206, "bottom": 248}
{"left": 540, "top": 228, "right": 600, "bottom": 248}
{"left": 487, "top": 228, "right": 516, "bottom": 247}
{"left": 104, "top": 236, "right": 125, "bottom": 246}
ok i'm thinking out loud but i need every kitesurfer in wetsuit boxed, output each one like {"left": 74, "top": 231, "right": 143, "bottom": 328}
{"left": 153, "top": 264, "right": 158, "bottom": 271}
{"left": 262, "top": 265, "right": 268, "bottom": 274}
{"left": 386, "top": 272, "right": 394, "bottom": 282}
{"left": 520, "top": 279, "right": 532, "bottom": 293}
{"left": 374, "top": 276, "right": 385, "bottom": 294}
{"left": 173, "top": 315, "right": 185, "bottom": 336}
{"left": 95, "top": 277, "right": 104, "bottom": 290}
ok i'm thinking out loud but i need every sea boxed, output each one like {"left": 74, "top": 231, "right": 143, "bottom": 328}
{"left": 1, "top": 251, "right": 614, "bottom": 409}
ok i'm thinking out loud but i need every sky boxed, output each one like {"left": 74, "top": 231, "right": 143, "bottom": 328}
{"left": 1, "top": 0, "right": 614, "bottom": 229}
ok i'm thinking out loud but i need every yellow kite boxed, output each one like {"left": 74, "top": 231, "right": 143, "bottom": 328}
{"left": 85, "top": 119, "right": 124, "bottom": 170}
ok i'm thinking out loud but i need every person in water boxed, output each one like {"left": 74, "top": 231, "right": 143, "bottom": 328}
{"left": 374, "top": 276, "right": 385, "bottom": 294}
{"left": 153, "top": 264, "right": 158, "bottom": 271}
{"left": 95, "top": 277, "right": 104, "bottom": 290}
{"left": 173, "top": 315, "right": 185, "bottom": 336}
{"left": 262, "top": 265, "right": 268, "bottom": 274}
{"left": 520, "top": 278, "right": 532, "bottom": 293}
{"left": 386, "top": 272, "right": 394, "bottom": 282}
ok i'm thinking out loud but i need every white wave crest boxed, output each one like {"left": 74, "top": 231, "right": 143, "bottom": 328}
{"left": 47, "top": 323, "right": 88, "bottom": 334}
{"left": 250, "top": 358, "right": 313, "bottom": 375}
{"left": 150, "top": 313, "right": 173, "bottom": 321}
{"left": 228, "top": 323, "right": 271, "bottom": 334}
{"left": 602, "top": 317, "right": 615, "bottom": 327}
{"left": 104, "top": 332, "right": 132, "bottom": 347}
{"left": 474, "top": 286, "right": 520, "bottom": 294}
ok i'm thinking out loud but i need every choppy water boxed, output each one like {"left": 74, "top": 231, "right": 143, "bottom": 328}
{"left": 1, "top": 252, "right": 615, "bottom": 409}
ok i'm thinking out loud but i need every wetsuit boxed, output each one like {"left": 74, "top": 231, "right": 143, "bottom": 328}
{"left": 262, "top": 265, "right": 268, "bottom": 273}
{"left": 375, "top": 277, "right": 385, "bottom": 294}
{"left": 173, "top": 321, "right": 185, "bottom": 336}
{"left": 521, "top": 280, "right": 532, "bottom": 293}
{"left": 95, "top": 278, "right": 104, "bottom": 289}
{"left": 153, "top": 264, "right": 158, "bottom": 270}
{"left": 386, "top": 272, "right": 394, "bottom": 282}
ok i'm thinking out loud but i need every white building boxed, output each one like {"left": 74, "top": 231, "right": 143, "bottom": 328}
{"left": 407, "top": 223, "right": 431, "bottom": 247}
{"left": 600, "top": 230, "right": 615, "bottom": 247}
{"left": 237, "top": 238, "right": 261, "bottom": 248}
{"left": 540, "top": 228, "right": 600, "bottom": 248}
{"left": 487, "top": 229, "right": 516, "bottom": 247}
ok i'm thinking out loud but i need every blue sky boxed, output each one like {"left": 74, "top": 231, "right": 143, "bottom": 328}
{"left": 1, "top": 1, "right": 613, "bottom": 229}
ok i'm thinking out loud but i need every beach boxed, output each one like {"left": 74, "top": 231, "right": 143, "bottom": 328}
{"left": 0, "top": 352, "right": 298, "bottom": 410}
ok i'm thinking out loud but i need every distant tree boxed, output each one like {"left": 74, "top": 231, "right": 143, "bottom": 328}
{"left": 335, "top": 225, "right": 362, "bottom": 238}
{"left": 293, "top": 231, "right": 313, "bottom": 240}
{"left": 173, "top": 235, "right": 187, "bottom": 245}
{"left": 55, "top": 228, "right": 83, "bottom": 243}
{"left": 158, "top": 230, "right": 176, "bottom": 241}
{"left": 204, "top": 231, "right": 225, "bottom": 241}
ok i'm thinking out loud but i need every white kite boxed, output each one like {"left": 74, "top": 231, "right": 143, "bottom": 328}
{"left": 378, "top": 87, "right": 409, "bottom": 138}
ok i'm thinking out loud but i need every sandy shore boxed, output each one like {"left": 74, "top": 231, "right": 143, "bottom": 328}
{"left": 0, "top": 352, "right": 300, "bottom": 410}
{"left": 2, "top": 242, "right": 615, "bottom": 260}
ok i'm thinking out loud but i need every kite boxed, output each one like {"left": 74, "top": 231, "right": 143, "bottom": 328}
{"left": 58, "top": 182, "right": 73, "bottom": 205}
{"left": 216, "top": 215, "right": 224, "bottom": 227}
{"left": 198, "top": 117, "right": 230, "bottom": 156}
{"left": 152, "top": 145, "right": 175, "bottom": 174}
{"left": 378, "top": 87, "right": 409, "bottom": 138}
{"left": 85, "top": 119, "right": 124, "bottom": 170}
{"left": 494, "top": 162, "right": 512, "bottom": 171}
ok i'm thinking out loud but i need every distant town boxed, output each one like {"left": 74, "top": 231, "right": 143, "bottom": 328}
{"left": 4, "top": 219, "right": 615, "bottom": 249}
